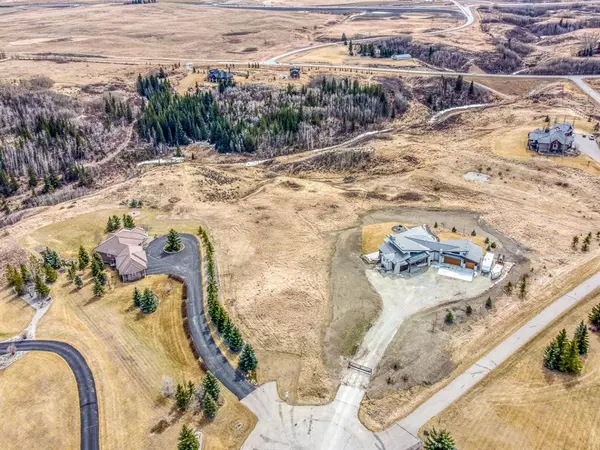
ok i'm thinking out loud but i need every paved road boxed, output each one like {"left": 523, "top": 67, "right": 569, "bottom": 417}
{"left": 146, "top": 234, "right": 255, "bottom": 399}
{"left": 0, "top": 340, "right": 99, "bottom": 450}
{"left": 397, "top": 271, "right": 600, "bottom": 436}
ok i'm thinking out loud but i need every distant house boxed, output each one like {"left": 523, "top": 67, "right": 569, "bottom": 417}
{"left": 95, "top": 228, "right": 148, "bottom": 282}
{"left": 207, "top": 68, "right": 233, "bottom": 83}
{"left": 184, "top": 62, "right": 193, "bottom": 71}
{"left": 528, "top": 122, "right": 574, "bottom": 154}
{"left": 289, "top": 67, "right": 301, "bottom": 79}
{"left": 378, "top": 225, "right": 483, "bottom": 275}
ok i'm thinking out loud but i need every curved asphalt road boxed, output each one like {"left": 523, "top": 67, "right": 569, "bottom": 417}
{"left": 0, "top": 340, "right": 99, "bottom": 450}
{"left": 146, "top": 234, "right": 255, "bottom": 399}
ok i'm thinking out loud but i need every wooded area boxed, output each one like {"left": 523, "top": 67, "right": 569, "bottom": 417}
{"left": 0, "top": 83, "right": 132, "bottom": 198}
{"left": 137, "top": 74, "right": 400, "bottom": 156}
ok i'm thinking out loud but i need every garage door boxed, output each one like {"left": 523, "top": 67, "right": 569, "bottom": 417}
{"left": 465, "top": 261, "right": 475, "bottom": 270}
{"left": 444, "top": 256, "right": 462, "bottom": 266}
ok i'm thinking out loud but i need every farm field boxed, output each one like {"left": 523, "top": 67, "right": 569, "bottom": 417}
{"left": 423, "top": 290, "right": 600, "bottom": 449}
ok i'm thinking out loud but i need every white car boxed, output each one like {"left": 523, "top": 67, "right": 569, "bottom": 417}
{"left": 590, "top": 135, "right": 596, "bottom": 140}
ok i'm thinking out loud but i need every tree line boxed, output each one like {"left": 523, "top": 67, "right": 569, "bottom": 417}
{"left": 198, "top": 226, "right": 257, "bottom": 375}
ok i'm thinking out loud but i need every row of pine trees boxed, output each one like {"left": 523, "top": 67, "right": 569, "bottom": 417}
{"left": 198, "top": 226, "right": 257, "bottom": 375}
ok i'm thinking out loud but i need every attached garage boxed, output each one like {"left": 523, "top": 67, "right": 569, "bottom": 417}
{"left": 443, "top": 256, "right": 462, "bottom": 266}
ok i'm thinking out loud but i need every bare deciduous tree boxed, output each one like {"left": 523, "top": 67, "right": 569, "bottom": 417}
{"left": 161, "top": 375, "right": 175, "bottom": 398}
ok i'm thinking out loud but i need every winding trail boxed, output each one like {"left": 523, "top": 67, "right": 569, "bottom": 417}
{"left": 0, "top": 340, "right": 100, "bottom": 450}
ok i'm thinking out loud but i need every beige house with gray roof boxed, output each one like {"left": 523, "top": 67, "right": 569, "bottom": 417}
{"left": 95, "top": 228, "right": 148, "bottom": 282}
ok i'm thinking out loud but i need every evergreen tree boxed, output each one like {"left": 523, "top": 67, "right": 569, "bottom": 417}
{"left": 20, "top": 263, "right": 31, "bottom": 282}
{"left": 44, "top": 265, "right": 57, "bottom": 283}
{"left": 557, "top": 330, "right": 570, "bottom": 373}
{"left": 589, "top": 303, "right": 600, "bottom": 327}
{"left": 93, "top": 277, "right": 105, "bottom": 297}
{"left": 454, "top": 75, "right": 463, "bottom": 93}
{"left": 165, "top": 229, "right": 182, "bottom": 252}
{"left": 466, "top": 305, "right": 473, "bottom": 315}
{"left": 445, "top": 311, "right": 454, "bottom": 325}
{"left": 67, "top": 263, "right": 77, "bottom": 282}
{"left": 468, "top": 80, "right": 475, "bottom": 97}
{"left": 543, "top": 338, "right": 560, "bottom": 370}
{"left": 573, "top": 320, "right": 589, "bottom": 355}
{"left": 91, "top": 252, "right": 104, "bottom": 278}
{"left": 123, "top": 214, "right": 135, "bottom": 229}
{"left": 95, "top": 271, "right": 107, "bottom": 286}
{"left": 175, "top": 383, "right": 193, "bottom": 410}
{"left": 423, "top": 428, "right": 456, "bottom": 450}
{"left": 34, "top": 273, "right": 50, "bottom": 298}
{"left": 203, "top": 392, "right": 218, "bottom": 418}
{"left": 238, "top": 343, "right": 258, "bottom": 373}
{"left": 141, "top": 288, "right": 158, "bottom": 313}
{"left": 42, "top": 248, "right": 61, "bottom": 269}
{"left": 567, "top": 338, "right": 582, "bottom": 374}
{"left": 78, "top": 246, "right": 90, "bottom": 270}
{"left": 226, "top": 326, "right": 244, "bottom": 353}
{"left": 106, "top": 215, "right": 121, "bottom": 232}
{"left": 178, "top": 425, "right": 199, "bottom": 450}
{"left": 202, "top": 371, "right": 220, "bottom": 402}
{"left": 27, "top": 166, "right": 38, "bottom": 188}
{"left": 74, "top": 275, "right": 83, "bottom": 289}
{"left": 485, "top": 296, "right": 493, "bottom": 309}
{"left": 133, "top": 287, "right": 142, "bottom": 308}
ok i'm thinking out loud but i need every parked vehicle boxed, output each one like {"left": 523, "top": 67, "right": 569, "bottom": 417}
{"left": 590, "top": 135, "right": 596, "bottom": 140}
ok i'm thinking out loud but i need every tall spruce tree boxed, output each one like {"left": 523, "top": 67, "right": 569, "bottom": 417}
{"left": 78, "top": 246, "right": 90, "bottom": 270}
{"left": 165, "top": 229, "right": 182, "bottom": 252}
{"left": 202, "top": 371, "right": 220, "bottom": 402}
{"left": 203, "top": 392, "right": 218, "bottom": 418}
{"left": 589, "top": 303, "right": 600, "bottom": 327}
{"left": 238, "top": 343, "right": 258, "bottom": 373}
{"left": 177, "top": 424, "right": 199, "bottom": 450}
{"left": 123, "top": 214, "right": 135, "bottom": 229}
{"left": 567, "top": 339, "right": 583, "bottom": 374}
{"left": 423, "top": 427, "right": 456, "bottom": 450}
{"left": 34, "top": 273, "right": 50, "bottom": 298}
{"left": 226, "top": 326, "right": 244, "bottom": 353}
{"left": 93, "top": 277, "right": 105, "bottom": 297}
{"left": 573, "top": 320, "right": 589, "bottom": 355}
{"left": 141, "top": 288, "right": 158, "bottom": 313}
{"left": 133, "top": 287, "right": 142, "bottom": 308}
{"left": 74, "top": 275, "right": 83, "bottom": 290}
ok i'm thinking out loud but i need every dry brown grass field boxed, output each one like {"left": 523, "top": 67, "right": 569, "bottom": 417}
{"left": 2, "top": 2, "right": 600, "bottom": 446}
{"left": 423, "top": 290, "right": 600, "bottom": 449}
{"left": 2, "top": 75, "right": 599, "bottom": 433}
{"left": 0, "top": 352, "right": 79, "bottom": 450}
{"left": 0, "top": 255, "right": 254, "bottom": 448}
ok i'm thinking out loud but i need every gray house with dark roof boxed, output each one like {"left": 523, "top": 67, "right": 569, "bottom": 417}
{"left": 379, "top": 225, "right": 483, "bottom": 275}
{"left": 527, "top": 123, "right": 574, "bottom": 154}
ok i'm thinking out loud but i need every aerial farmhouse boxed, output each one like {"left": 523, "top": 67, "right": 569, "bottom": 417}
{"left": 207, "top": 68, "right": 233, "bottom": 83}
{"left": 94, "top": 228, "right": 148, "bottom": 282}
{"left": 527, "top": 122, "right": 574, "bottom": 154}
{"left": 378, "top": 225, "right": 483, "bottom": 275}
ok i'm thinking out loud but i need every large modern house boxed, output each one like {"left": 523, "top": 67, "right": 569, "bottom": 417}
{"left": 378, "top": 225, "right": 483, "bottom": 275}
{"left": 527, "top": 122, "right": 574, "bottom": 154}
{"left": 94, "top": 227, "right": 148, "bottom": 282}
